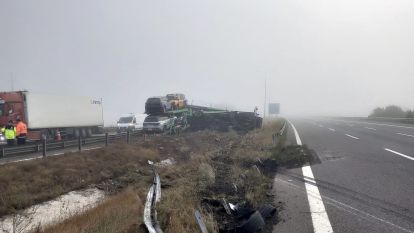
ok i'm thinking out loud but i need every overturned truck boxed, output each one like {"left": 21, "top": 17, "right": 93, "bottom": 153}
{"left": 189, "top": 110, "right": 262, "bottom": 132}
{"left": 144, "top": 96, "right": 262, "bottom": 134}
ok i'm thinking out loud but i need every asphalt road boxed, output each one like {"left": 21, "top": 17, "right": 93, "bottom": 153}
{"left": 274, "top": 118, "right": 414, "bottom": 233}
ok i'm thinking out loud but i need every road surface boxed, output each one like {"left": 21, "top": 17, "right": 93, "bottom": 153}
{"left": 273, "top": 118, "right": 414, "bottom": 233}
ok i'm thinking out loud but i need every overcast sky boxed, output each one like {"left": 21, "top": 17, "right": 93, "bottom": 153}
{"left": 1, "top": 0, "right": 413, "bottom": 124}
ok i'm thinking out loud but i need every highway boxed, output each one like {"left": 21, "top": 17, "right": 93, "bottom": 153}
{"left": 273, "top": 118, "right": 414, "bottom": 233}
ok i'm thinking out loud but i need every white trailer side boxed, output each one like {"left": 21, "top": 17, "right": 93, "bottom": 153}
{"left": 24, "top": 92, "right": 104, "bottom": 129}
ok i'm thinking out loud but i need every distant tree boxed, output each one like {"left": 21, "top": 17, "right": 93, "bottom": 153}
{"left": 369, "top": 105, "right": 405, "bottom": 118}
{"left": 407, "top": 110, "right": 414, "bottom": 118}
{"left": 369, "top": 107, "right": 384, "bottom": 118}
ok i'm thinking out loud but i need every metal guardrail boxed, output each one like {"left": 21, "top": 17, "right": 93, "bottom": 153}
{"left": 272, "top": 120, "right": 287, "bottom": 146}
{"left": 144, "top": 171, "right": 163, "bottom": 233}
{"left": 0, "top": 131, "right": 142, "bottom": 158}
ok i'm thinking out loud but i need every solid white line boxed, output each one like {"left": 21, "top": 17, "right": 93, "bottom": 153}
{"left": 328, "top": 128, "right": 336, "bottom": 132}
{"left": 7, "top": 157, "right": 41, "bottom": 164}
{"left": 384, "top": 148, "right": 414, "bottom": 161}
{"left": 275, "top": 178, "right": 414, "bottom": 233}
{"left": 288, "top": 120, "right": 302, "bottom": 145}
{"left": 303, "top": 166, "right": 334, "bottom": 233}
{"left": 396, "top": 133, "right": 414, "bottom": 138}
{"left": 364, "top": 127, "right": 377, "bottom": 131}
{"left": 288, "top": 120, "right": 333, "bottom": 233}
{"left": 345, "top": 134, "right": 359, "bottom": 140}
{"left": 83, "top": 147, "right": 102, "bottom": 151}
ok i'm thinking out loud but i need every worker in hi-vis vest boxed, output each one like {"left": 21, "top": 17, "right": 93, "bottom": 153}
{"left": 16, "top": 116, "right": 28, "bottom": 145}
{"left": 1, "top": 120, "right": 16, "bottom": 146}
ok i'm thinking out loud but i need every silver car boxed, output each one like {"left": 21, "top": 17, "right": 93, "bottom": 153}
{"left": 143, "top": 116, "right": 175, "bottom": 133}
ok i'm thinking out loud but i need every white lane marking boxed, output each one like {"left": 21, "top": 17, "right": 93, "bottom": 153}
{"left": 364, "top": 127, "right": 377, "bottom": 131}
{"left": 304, "top": 176, "right": 316, "bottom": 184}
{"left": 53, "top": 152, "right": 64, "bottom": 156}
{"left": 396, "top": 133, "right": 414, "bottom": 138}
{"left": 328, "top": 128, "right": 336, "bottom": 132}
{"left": 345, "top": 134, "right": 359, "bottom": 140}
{"left": 288, "top": 120, "right": 302, "bottom": 146}
{"left": 275, "top": 178, "right": 414, "bottom": 233}
{"left": 288, "top": 120, "right": 333, "bottom": 233}
{"left": 384, "top": 148, "right": 414, "bottom": 161}
{"left": 83, "top": 147, "right": 102, "bottom": 151}
{"left": 6, "top": 157, "right": 41, "bottom": 164}
{"left": 303, "top": 166, "right": 334, "bottom": 233}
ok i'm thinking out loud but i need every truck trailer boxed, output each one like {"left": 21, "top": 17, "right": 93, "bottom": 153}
{"left": 0, "top": 91, "right": 104, "bottom": 140}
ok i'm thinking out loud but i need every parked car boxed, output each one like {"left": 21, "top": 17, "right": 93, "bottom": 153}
{"left": 166, "top": 93, "right": 187, "bottom": 110}
{"left": 143, "top": 116, "right": 176, "bottom": 133}
{"left": 117, "top": 113, "right": 147, "bottom": 132}
{"left": 145, "top": 96, "right": 171, "bottom": 115}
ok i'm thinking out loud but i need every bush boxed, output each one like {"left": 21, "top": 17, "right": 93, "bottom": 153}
{"left": 369, "top": 105, "right": 407, "bottom": 118}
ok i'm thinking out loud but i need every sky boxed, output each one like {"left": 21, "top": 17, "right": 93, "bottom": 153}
{"left": 1, "top": 0, "right": 413, "bottom": 125}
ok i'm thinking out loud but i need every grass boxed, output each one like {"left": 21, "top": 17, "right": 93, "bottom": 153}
{"left": 7, "top": 118, "right": 287, "bottom": 233}
{"left": 40, "top": 187, "right": 145, "bottom": 233}
{"left": 0, "top": 142, "right": 159, "bottom": 217}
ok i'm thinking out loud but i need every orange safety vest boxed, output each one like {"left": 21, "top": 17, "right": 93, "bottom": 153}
{"left": 16, "top": 121, "right": 28, "bottom": 136}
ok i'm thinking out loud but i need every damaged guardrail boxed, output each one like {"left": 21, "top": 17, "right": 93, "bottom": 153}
{"left": 144, "top": 162, "right": 163, "bottom": 233}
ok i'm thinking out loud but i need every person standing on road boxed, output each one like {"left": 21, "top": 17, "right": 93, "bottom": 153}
{"left": 16, "top": 116, "right": 28, "bottom": 145}
{"left": 1, "top": 120, "right": 16, "bottom": 146}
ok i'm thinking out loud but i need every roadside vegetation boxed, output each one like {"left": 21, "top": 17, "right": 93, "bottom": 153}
{"left": 0, "top": 118, "right": 294, "bottom": 233}
{"left": 0, "top": 143, "right": 157, "bottom": 217}
{"left": 369, "top": 105, "right": 414, "bottom": 118}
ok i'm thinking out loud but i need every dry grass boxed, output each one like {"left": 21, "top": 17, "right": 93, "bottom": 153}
{"left": 6, "top": 118, "right": 285, "bottom": 233}
{"left": 40, "top": 187, "right": 145, "bottom": 233}
{"left": 0, "top": 142, "right": 159, "bottom": 216}
{"left": 252, "top": 118, "right": 284, "bottom": 146}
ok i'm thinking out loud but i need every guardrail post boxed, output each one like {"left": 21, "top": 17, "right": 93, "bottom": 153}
{"left": 1, "top": 146, "right": 5, "bottom": 157}
{"left": 272, "top": 133, "right": 277, "bottom": 146}
{"left": 105, "top": 133, "right": 109, "bottom": 147}
{"left": 127, "top": 130, "right": 130, "bottom": 144}
{"left": 62, "top": 140, "right": 66, "bottom": 148}
{"left": 42, "top": 136, "right": 47, "bottom": 157}
{"left": 78, "top": 135, "right": 82, "bottom": 152}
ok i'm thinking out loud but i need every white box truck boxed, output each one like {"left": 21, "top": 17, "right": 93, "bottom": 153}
{"left": 0, "top": 91, "right": 104, "bottom": 140}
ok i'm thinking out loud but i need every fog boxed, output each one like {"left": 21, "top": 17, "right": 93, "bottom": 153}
{"left": 1, "top": 0, "right": 413, "bottom": 125}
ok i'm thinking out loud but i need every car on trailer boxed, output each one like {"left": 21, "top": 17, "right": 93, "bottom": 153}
{"left": 143, "top": 115, "right": 176, "bottom": 133}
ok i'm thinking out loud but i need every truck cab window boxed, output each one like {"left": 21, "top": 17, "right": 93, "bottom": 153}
{"left": 0, "top": 103, "right": 4, "bottom": 116}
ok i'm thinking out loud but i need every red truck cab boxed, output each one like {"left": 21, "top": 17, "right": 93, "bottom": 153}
{"left": 0, "top": 91, "right": 26, "bottom": 128}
